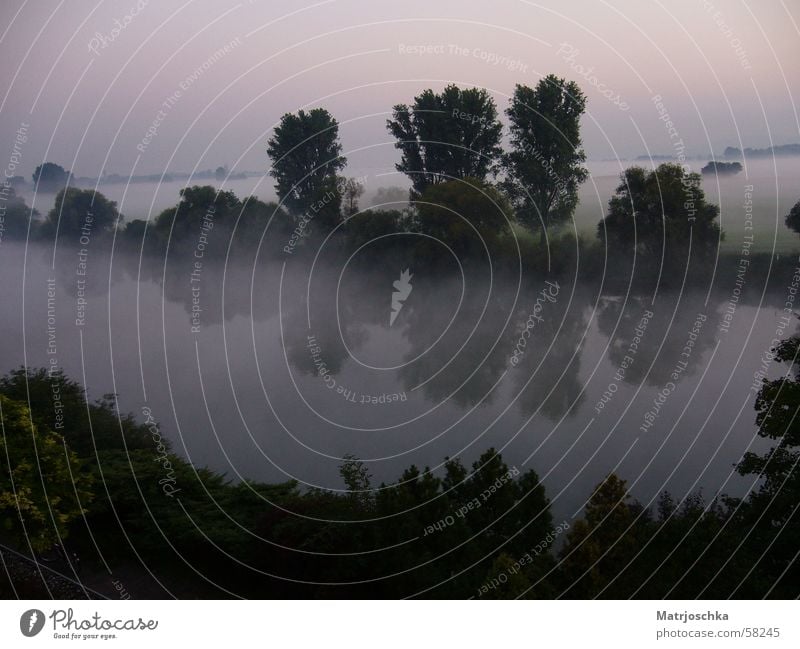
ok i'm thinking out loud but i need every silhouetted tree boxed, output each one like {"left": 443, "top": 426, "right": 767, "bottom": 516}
{"left": 0, "top": 395, "right": 92, "bottom": 551}
{"left": 559, "top": 474, "right": 649, "bottom": 597}
{"left": 41, "top": 187, "right": 120, "bottom": 239}
{"left": 32, "top": 162, "right": 71, "bottom": 193}
{"left": 503, "top": 77, "right": 587, "bottom": 241}
{"left": 736, "top": 334, "right": 800, "bottom": 596}
{"left": 387, "top": 85, "right": 503, "bottom": 199}
{"left": 267, "top": 108, "right": 347, "bottom": 216}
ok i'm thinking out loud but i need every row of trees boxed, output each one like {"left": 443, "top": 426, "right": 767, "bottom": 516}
{"left": 0, "top": 76, "right": 741, "bottom": 274}
{"left": 267, "top": 76, "right": 588, "bottom": 241}
{"left": 0, "top": 363, "right": 797, "bottom": 598}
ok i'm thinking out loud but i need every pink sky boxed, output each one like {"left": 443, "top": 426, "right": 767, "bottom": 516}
{"left": 0, "top": 0, "right": 798, "bottom": 178}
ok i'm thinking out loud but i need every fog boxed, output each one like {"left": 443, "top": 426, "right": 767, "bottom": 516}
{"left": 2, "top": 213, "right": 796, "bottom": 525}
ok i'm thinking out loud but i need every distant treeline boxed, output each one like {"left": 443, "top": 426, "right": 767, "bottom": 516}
{"left": 724, "top": 143, "right": 800, "bottom": 158}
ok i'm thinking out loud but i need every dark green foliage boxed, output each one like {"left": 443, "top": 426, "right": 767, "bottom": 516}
{"left": 0, "top": 395, "right": 92, "bottom": 551}
{"left": 503, "top": 77, "right": 588, "bottom": 236}
{"left": 597, "top": 164, "right": 721, "bottom": 284}
{"left": 387, "top": 85, "right": 503, "bottom": 199}
{"left": 41, "top": 187, "right": 120, "bottom": 240}
{"left": 32, "top": 162, "right": 71, "bottom": 193}
{"left": 701, "top": 161, "right": 742, "bottom": 176}
{"left": 785, "top": 199, "right": 800, "bottom": 235}
{"left": 267, "top": 108, "right": 347, "bottom": 216}
{"left": 0, "top": 185, "right": 38, "bottom": 239}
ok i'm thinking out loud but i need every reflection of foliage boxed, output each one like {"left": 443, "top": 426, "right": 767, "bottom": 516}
{"left": 785, "top": 199, "right": 800, "bottom": 235}
{"left": 0, "top": 186, "right": 38, "bottom": 239}
{"left": 0, "top": 395, "right": 92, "bottom": 552}
{"left": 513, "top": 293, "right": 586, "bottom": 420}
{"left": 596, "top": 294, "right": 716, "bottom": 387}
{"left": 398, "top": 289, "right": 509, "bottom": 407}
{"left": 2, "top": 364, "right": 794, "bottom": 598}
{"left": 0, "top": 368, "right": 152, "bottom": 457}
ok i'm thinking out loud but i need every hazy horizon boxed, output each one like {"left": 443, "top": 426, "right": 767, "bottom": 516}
{"left": 1, "top": 0, "right": 798, "bottom": 181}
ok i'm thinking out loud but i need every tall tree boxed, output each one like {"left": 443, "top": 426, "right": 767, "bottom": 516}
{"left": 735, "top": 335, "right": 800, "bottom": 596}
{"left": 413, "top": 177, "right": 513, "bottom": 258}
{"left": 387, "top": 85, "right": 503, "bottom": 199}
{"left": 503, "top": 76, "right": 587, "bottom": 240}
{"left": 267, "top": 108, "right": 347, "bottom": 216}
{"left": 784, "top": 198, "right": 800, "bottom": 234}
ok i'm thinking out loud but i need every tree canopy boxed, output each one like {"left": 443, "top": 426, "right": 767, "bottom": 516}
{"left": 503, "top": 76, "right": 588, "bottom": 237}
{"left": 32, "top": 162, "right": 72, "bottom": 193}
{"left": 387, "top": 85, "right": 503, "bottom": 199}
{"left": 0, "top": 395, "right": 92, "bottom": 552}
{"left": 42, "top": 187, "right": 121, "bottom": 240}
{"left": 267, "top": 108, "right": 347, "bottom": 216}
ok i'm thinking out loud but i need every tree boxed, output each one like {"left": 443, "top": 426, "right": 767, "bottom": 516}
{"left": 267, "top": 108, "right": 347, "bottom": 216}
{"left": 42, "top": 187, "right": 121, "bottom": 239}
{"left": 214, "top": 165, "right": 227, "bottom": 181}
{"left": 0, "top": 368, "right": 153, "bottom": 457}
{"left": 387, "top": 85, "right": 503, "bottom": 199}
{"left": 0, "top": 395, "right": 92, "bottom": 552}
{"left": 733, "top": 334, "right": 800, "bottom": 596}
{"left": 341, "top": 177, "right": 365, "bottom": 216}
{"left": 0, "top": 185, "right": 38, "bottom": 239}
{"left": 597, "top": 163, "right": 720, "bottom": 262}
{"left": 785, "top": 199, "right": 800, "bottom": 235}
{"left": 413, "top": 177, "right": 513, "bottom": 258}
{"left": 32, "top": 163, "right": 71, "bottom": 193}
{"left": 154, "top": 185, "right": 239, "bottom": 242}
{"left": 559, "top": 474, "right": 649, "bottom": 597}
{"left": 503, "top": 77, "right": 588, "bottom": 240}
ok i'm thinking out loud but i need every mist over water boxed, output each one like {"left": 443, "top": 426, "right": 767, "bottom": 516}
{"left": 3, "top": 206, "right": 794, "bottom": 525}
{"left": 2, "top": 0, "right": 800, "bottom": 606}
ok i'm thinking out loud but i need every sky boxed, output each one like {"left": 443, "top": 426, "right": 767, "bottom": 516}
{"left": 0, "top": 0, "right": 798, "bottom": 180}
